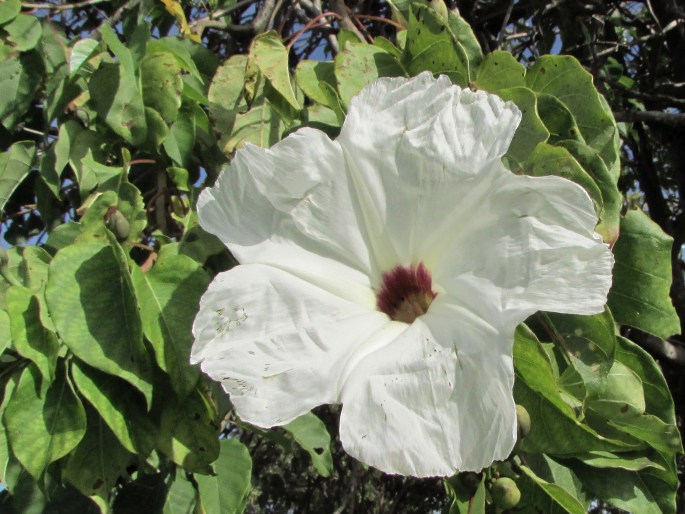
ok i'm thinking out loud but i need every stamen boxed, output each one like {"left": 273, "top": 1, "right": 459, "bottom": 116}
{"left": 377, "top": 262, "right": 437, "bottom": 323}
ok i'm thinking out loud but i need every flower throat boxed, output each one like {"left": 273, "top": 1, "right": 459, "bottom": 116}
{"left": 377, "top": 263, "right": 437, "bottom": 323}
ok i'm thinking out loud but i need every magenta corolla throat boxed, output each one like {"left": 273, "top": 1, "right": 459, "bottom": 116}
{"left": 376, "top": 262, "right": 438, "bottom": 323}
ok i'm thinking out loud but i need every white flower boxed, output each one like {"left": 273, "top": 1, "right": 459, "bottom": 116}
{"left": 191, "top": 72, "right": 613, "bottom": 477}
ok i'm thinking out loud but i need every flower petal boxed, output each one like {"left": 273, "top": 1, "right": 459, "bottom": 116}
{"left": 191, "top": 264, "right": 391, "bottom": 427}
{"left": 336, "top": 73, "right": 522, "bottom": 269}
{"left": 339, "top": 295, "right": 516, "bottom": 477}
{"left": 433, "top": 173, "right": 613, "bottom": 322}
{"left": 197, "top": 127, "right": 376, "bottom": 294}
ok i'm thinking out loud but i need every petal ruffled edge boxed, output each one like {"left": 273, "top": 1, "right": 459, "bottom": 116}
{"left": 434, "top": 172, "right": 613, "bottom": 325}
{"left": 197, "top": 127, "right": 376, "bottom": 295}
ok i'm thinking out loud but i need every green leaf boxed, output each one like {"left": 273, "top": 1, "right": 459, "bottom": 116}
{"left": 131, "top": 250, "right": 209, "bottom": 398}
{"left": 158, "top": 388, "right": 220, "bottom": 473}
{"left": 69, "top": 38, "right": 100, "bottom": 75}
{"left": 296, "top": 60, "right": 344, "bottom": 121}
{"left": 6, "top": 286, "right": 58, "bottom": 385}
{"left": 0, "top": 309, "right": 10, "bottom": 354}
{"left": 0, "top": 141, "right": 35, "bottom": 212}
{"left": 587, "top": 360, "right": 645, "bottom": 417}
{"left": 402, "top": 4, "right": 469, "bottom": 85}
{"left": 569, "top": 453, "right": 677, "bottom": 514}
{"left": 178, "top": 223, "right": 226, "bottom": 265}
{"left": 145, "top": 105, "right": 171, "bottom": 149}
{"left": 196, "top": 438, "right": 252, "bottom": 514}
{"left": 607, "top": 413, "right": 682, "bottom": 455}
{"left": 545, "top": 308, "right": 617, "bottom": 378}
{"left": 335, "top": 42, "right": 406, "bottom": 107}
{"left": 283, "top": 412, "right": 334, "bottom": 477}
{"left": 225, "top": 100, "right": 284, "bottom": 152}
{"left": 78, "top": 185, "right": 147, "bottom": 244}
{"left": 608, "top": 210, "right": 680, "bottom": 339}
{"left": 559, "top": 140, "right": 621, "bottom": 244}
{"left": 63, "top": 408, "right": 135, "bottom": 501}
{"left": 100, "top": 23, "right": 136, "bottom": 82}
{"left": 446, "top": 8, "right": 482, "bottom": 76}
{"left": 163, "top": 470, "right": 197, "bottom": 514}
{"left": 0, "top": 0, "right": 20, "bottom": 25}
{"left": 0, "top": 51, "right": 43, "bottom": 130}
{"left": 57, "top": 120, "right": 107, "bottom": 194}
{"left": 3, "top": 364, "right": 86, "bottom": 480}
{"left": 523, "top": 454, "right": 589, "bottom": 509}
{"left": 514, "top": 326, "right": 632, "bottom": 454}
{"left": 148, "top": 37, "right": 204, "bottom": 81}
{"left": 496, "top": 87, "right": 549, "bottom": 167}
{"left": 575, "top": 451, "right": 665, "bottom": 472}
{"left": 45, "top": 242, "right": 153, "bottom": 405}
{"left": 526, "top": 55, "right": 619, "bottom": 174}
{"left": 208, "top": 54, "right": 247, "bottom": 142}
{"left": 249, "top": 31, "right": 299, "bottom": 110}
{"left": 4, "top": 14, "right": 42, "bottom": 51}
{"left": 163, "top": 102, "right": 196, "bottom": 168}
{"left": 373, "top": 36, "right": 402, "bottom": 58}
{"left": 520, "top": 465, "right": 586, "bottom": 514}
{"left": 70, "top": 360, "right": 157, "bottom": 456}
{"left": 535, "top": 92, "right": 583, "bottom": 144}
{"left": 615, "top": 336, "right": 676, "bottom": 425}
{"left": 141, "top": 51, "right": 183, "bottom": 123}
{"left": 89, "top": 62, "right": 147, "bottom": 145}
{"left": 475, "top": 50, "right": 526, "bottom": 91}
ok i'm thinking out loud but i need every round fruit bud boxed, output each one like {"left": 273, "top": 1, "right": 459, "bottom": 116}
{"left": 516, "top": 404, "right": 531, "bottom": 440}
{"left": 104, "top": 206, "right": 130, "bottom": 241}
{"left": 491, "top": 477, "right": 521, "bottom": 510}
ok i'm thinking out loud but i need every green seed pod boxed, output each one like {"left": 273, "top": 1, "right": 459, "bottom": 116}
{"left": 104, "top": 206, "right": 130, "bottom": 241}
{"left": 516, "top": 404, "right": 531, "bottom": 440}
{"left": 491, "top": 477, "right": 521, "bottom": 510}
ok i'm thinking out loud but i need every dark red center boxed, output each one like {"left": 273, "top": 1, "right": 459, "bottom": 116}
{"left": 376, "top": 262, "right": 437, "bottom": 323}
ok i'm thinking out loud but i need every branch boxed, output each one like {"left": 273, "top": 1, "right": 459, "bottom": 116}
{"left": 614, "top": 110, "right": 685, "bottom": 128}
{"left": 331, "top": 0, "right": 365, "bottom": 41}
{"left": 225, "top": 0, "right": 278, "bottom": 35}
{"left": 23, "top": 0, "right": 108, "bottom": 10}
{"left": 626, "top": 328, "right": 685, "bottom": 367}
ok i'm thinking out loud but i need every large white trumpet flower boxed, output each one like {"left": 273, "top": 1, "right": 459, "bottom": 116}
{"left": 191, "top": 72, "right": 613, "bottom": 477}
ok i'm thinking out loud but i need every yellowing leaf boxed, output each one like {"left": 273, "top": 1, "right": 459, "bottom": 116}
{"left": 160, "top": 0, "right": 201, "bottom": 43}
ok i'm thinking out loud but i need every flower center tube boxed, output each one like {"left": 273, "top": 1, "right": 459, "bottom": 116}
{"left": 376, "top": 262, "right": 437, "bottom": 323}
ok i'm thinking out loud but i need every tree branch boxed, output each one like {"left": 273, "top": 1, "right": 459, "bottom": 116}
{"left": 626, "top": 328, "right": 685, "bottom": 367}
{"left": 614, "top": 110, "right": 685, "bottom": 128}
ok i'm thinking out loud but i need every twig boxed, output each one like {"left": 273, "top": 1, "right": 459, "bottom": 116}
{"left": 22, "top": 0, "right": 108, "bottom": 10}
{"left": 286, "top": 11, "right": 342, "bottom": 50}
{"left": 496, "top": 0, "right": 515, "bottom": 48}
{"left": 354, "top": 14, "right": 405, "bottom": 30}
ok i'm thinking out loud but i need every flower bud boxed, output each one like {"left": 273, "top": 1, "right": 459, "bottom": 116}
{"left": 104, "top": 206, "right": 130, "bottom": 241}
{"left": 516, "top": 404, "right": 531, "bottom": 440}
{"left": 491, "top": 477, "right": 521, "bottom": 509}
